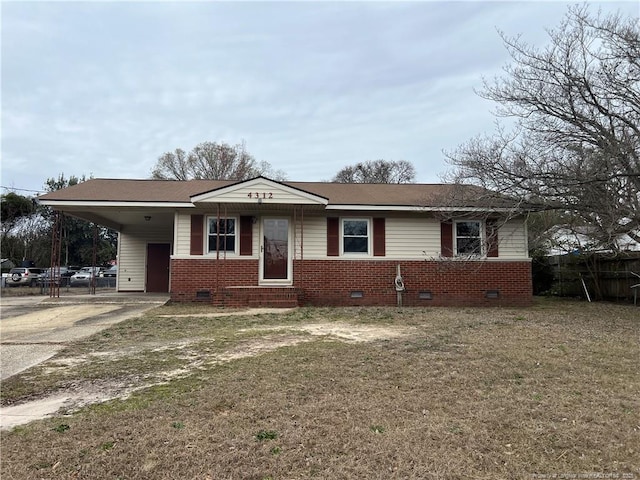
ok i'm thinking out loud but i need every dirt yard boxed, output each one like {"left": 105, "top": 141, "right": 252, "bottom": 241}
{"left": 1, "top": 300, "right": 638, "bottom": 480}
{"left": 1, "top": 311, "right": 417, "bottom": 429}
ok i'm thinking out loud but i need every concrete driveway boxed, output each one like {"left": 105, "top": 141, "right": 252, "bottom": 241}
{"left": 0, "top": 292, "right": 169, "bottom": 430}
{"left": 0, "top": 292, "right": 169, "bottom": 380}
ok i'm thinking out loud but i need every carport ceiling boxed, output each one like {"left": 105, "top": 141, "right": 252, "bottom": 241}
{"left": 59, "top": 207, "right": 176, "bottom": 231}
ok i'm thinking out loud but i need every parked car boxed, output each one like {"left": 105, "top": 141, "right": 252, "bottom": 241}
{"left": 5, "top": 267, "right": 44, "bottom": 287}
{"left": 69, "top": 267, "right": 103, "bottom": 286}
{"left": 39, "top": 266, "right": 81, "bottom": 287}
{"left": 100, "top": 265, "right": 118, "bottom": 278}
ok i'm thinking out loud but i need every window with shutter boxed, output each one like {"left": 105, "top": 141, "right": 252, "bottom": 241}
{"left": 190, "top": 215, "right": 204, "bottom": 256}
{"left": 455, "top": 221, "right": 482, "bottom": 255}
{"left": 373, "top": 218, "right": 385, "bottom": 256}
{"left": 342, "top": 219, "right": 369, "bottom": 254}
{"left": 327, "top": 217, "right": 339, "bottom": 256}
{"left": 486, "top": 219, "right": 499, "bottom": 257}
{"left": 440, "top": 221, "right": 453, "bottom": 257}
{"left": 207, "top": 217, "right": 236, "bottom": 253}
{"left": 240, "top": 216, "right": 253, "bottom": 256}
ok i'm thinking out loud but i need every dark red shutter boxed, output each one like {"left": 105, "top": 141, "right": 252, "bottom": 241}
{"left": 486, "top": 219, "right": 499, "bottom": 258}
{"left": 240, "top": 216, "right": 253, "bottom": 256}
{"left": 190, "top": 215, "right": 204, "bottom": 255}
{"left": 440, "top": 221, "right": 453, "bottom": 257}
{"left": 373, "top": 218, "right": 385, "bottom": 256}
{"left": 327, "top": 217, "right": 339, "bottom": 256}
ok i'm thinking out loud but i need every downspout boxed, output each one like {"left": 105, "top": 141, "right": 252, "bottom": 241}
{"left": 295, "top": 206, "right": 304, "bottom": 291}
{"left": 222, "top": 204, "right": 228, "bottom": 298}
{"left": 301, "top": 206, "right": 305, "bottom": 304}
{"left": 91, "top": 223, "right": 98, "bottom": 295}
{"left": 216, "top": 204, "right": 220, "bottom": 291}
{"left": 224, "top": 204, "right": 228, "bottom": 261}
{"left": 49, "top": 211, "right": 62, "bottom": 298}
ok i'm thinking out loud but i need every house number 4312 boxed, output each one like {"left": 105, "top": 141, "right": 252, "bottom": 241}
{"left": 247, "top": 192, "right": 273, "bottom": 199}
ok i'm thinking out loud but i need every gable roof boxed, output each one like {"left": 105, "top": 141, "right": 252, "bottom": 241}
{"left": 38, "top": 177, "right": 522, "bottom": 211}
{"left": 190, "top": 177, "right": 329, "bottom": 205}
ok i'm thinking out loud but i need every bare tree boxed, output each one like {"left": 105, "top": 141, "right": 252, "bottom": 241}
{"left": 332, "top": 159, "right": 416, "bottom": 183}
{"left": 151, "top": 141, "right": 287, "bottom": 181}
{"left": 445, "top": 5, "right": 640, "bottom": 252}
{"left": 152, "top": 149, "right": 191, "bottom": 181}
{"left": 189, "top": 142, "right": 256, "bottom": 180}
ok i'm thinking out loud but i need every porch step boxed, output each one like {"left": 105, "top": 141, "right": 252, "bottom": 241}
{"left": 217, "top": 286, "right": 302, "bottom": 308}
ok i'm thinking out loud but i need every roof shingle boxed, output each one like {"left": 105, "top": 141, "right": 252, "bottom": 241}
{"left": 38, "top": 178, "right": 520, "bottom": 209}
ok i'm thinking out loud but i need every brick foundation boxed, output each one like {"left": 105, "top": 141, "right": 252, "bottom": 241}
{"left": 294, "top": 259, "right": 532, "bottom": 307}
{"left": 170, "top": 258, "right": 532, "bottom": 307}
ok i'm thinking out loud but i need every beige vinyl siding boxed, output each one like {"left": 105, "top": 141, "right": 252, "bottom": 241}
{"left": 174, "top": 212, "right": 529, "bottom": 261}
{"left": 118, "top": 225, "right": 172, "bottom": 291}
{"left": 198, "top": 180, "right": 325, "bottom": 205}
{"left": 175, "top": 211, "right": 326, "bottom": 259}
{"left": 385, "top": 217, "right": 441, "bottom": 259}
{"left": 174, "top": 211, "right": 261, "bottom": 258}
{"left": 293, "top": 215, "right": 442, "bottom": 260}
{"left": 497, "top": 219, "right": 528, "bottom": 259}
{"left": 174, "top": 211, "right": 192, "bottom": 257}
{"left": 293, "top": 215, "right": 326, "bottom": 258}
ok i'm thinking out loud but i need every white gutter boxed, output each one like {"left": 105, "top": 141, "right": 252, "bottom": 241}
{"left": 37, "top": 200, "right": 521, "bottom": 213}
{"left": 325, "top": 205, "right": 521, "bottom": 212}
{"left": 37, "top": 200, "right": 194, "bottom": 208}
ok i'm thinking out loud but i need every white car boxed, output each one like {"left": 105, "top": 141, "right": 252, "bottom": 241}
{"left": 5, "top": 267, "right": 44, "bottom": 287}
{"left": 100, "top": 265, "right": 118, "bottom": 278}
{"left": 69, "top": 267, "right": 103, "bottom": 286}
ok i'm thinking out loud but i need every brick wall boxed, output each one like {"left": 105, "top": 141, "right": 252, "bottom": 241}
{"left": 295, "top": 260, "right": 532, "bottom": 307}
{"left": 171, "top": 258, "right": 258, "bottom": 303}
{"left": 170, "top": 258, "right": 532, "bottom": 307}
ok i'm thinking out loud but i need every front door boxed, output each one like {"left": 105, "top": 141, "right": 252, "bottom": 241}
{"left": 146, "top": 243, "right": 171, "bottom": 292}
{"left": 261, "top": 218, "right": 290, "bottom": 282}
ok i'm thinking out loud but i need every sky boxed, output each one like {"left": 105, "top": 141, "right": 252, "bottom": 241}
{"left": 2, "top": 0, "right": 639, "bottom": 196}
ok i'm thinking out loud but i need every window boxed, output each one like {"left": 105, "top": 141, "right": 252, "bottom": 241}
{"left": 455, "top": 221, "right": 482, "bottom": 255}
{"left": 208, "top": 217, "right": 236, "bottom": 253}
{"left": 342, "top": 219, "right": 369, "bottom": 254}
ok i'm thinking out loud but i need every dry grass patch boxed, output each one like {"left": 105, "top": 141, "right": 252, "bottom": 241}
{"left": 1, "top": 300, "right": 639, "bottom": 479}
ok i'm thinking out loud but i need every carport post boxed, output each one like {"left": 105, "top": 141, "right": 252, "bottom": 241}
{"left": 90, "top": 223, "right": 97, "bottom": 295}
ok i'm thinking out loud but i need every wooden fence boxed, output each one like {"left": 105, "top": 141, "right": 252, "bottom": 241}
{"left": 547, "top": 253, "right": 640, "bottom": 304}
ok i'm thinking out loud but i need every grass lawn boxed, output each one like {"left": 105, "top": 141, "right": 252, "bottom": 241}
{"left": 1, "top": 299, "right": 638, "bottom": 479}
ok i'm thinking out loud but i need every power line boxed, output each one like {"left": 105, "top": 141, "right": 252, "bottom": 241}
{"left": 1, "top": 185, "right": 45, "bottom": 195}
